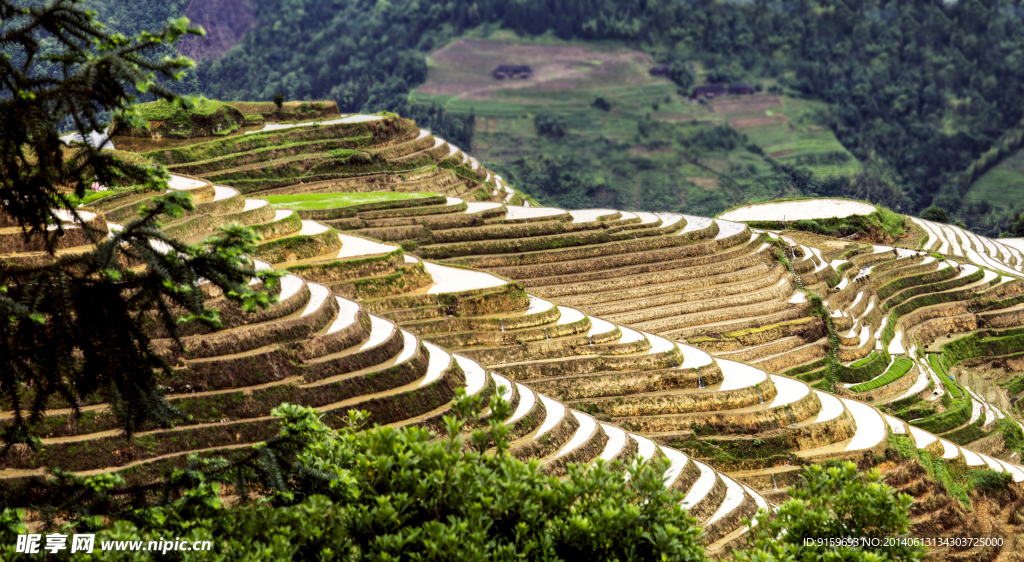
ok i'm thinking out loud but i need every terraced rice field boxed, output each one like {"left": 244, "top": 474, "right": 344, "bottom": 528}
{"left": 718, "top": 96, "right": 862, "bottom": 177}
{"left": 264, "top": 192, "right": 440, "bottom": 210}
{"left": 16, "top": 107, "right": 1024, "bottom": 557}
{"left": 720, "top": 199, "right": 876, "bottom": 222}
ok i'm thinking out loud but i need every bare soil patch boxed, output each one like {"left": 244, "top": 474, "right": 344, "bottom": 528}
{"left": 474, "top": 117, "right": 500, "bottom": 134}
{"left": 770, "top": 149, "right": 795, "bottom": 158}
{"left": 698, "top": 157, "right": 731, "bottom": 174}
{"left": 177, "top": 0, "right": 255, "bottom": 60}
{"left": 731, "top": 116, "right": 790, "bottom": 129}
{"left": 630, "top": 146, "right": 674, "bottom": 158}
{"left": 709, "top": 95, "right": 783, "bottom": 116}
{"left": 417, "top": 39, "right": 659, "bottom": 100}
{"left": 687, "top": 176, "right": 719, "bottom": 190}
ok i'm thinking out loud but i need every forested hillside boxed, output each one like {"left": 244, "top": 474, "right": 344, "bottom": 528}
{"left": 65, "top": 0, "right": 1024, "bottom": 234}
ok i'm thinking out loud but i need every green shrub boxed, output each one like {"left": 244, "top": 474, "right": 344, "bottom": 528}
{"left": 1004, "top": 375, "right": 1024, "bottom": 396}
{"left": 921, "top": 205, "right": 948, "bottom": 223}
{"left": 911, "top": 394, "right": 972, "bottom": 434}
{"left": 970, "top": 469, "right": 1012, "bottom": 493}
{"left": 996, "top": 417, "right": 1024, "bottom": 455}
{"left": 746, "top": 207, "right": 906, "bottom": 239}
{"left": 735, "top": 462, "right": 924, "bottom": 562}
{"left": 0, "top": 394, "right": 709, "bottom": 562}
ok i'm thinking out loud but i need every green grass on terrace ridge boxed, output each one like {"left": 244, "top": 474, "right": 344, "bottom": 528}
{"left": 850, "top": 357, "right": 913, "bottom": 392}
{"left": 263, "top": 192, "right": 439, "bottom": 211}
{"left": 929, "top": 354, "right": 963, "bottom": 400}
{"left": 133, "top": 98, "right": 235, "bottom": 121}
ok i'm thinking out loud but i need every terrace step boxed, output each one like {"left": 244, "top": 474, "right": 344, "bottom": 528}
{"left": 750, "top": 338, "right": 829, "bottom": 374}
{"left": 796, "top": 398, "right": 887, "bottom": 462}
{"left": 508, "top": 393, "right": 581, "bottom": 461}
{"left": 27, "top": 117, "right": 1024, "bottom": 544}
{"left": 542, "top": 410, "right": 609, "bottom": 474}
{"left": 155, "top": 281, "right": 339, "bottom": 361}
{"left": 670, "top": 307, "right": 809, "bottom": 339}
{"left": 703, "top": 474, "right": 757, "bottom": 543}
{"left": 716, "top": 335, "right": 809, "bottom": 363}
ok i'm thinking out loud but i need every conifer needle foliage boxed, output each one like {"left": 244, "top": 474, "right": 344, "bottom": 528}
{"left": 0, "top": 0, "right": 279, "bottom": 452}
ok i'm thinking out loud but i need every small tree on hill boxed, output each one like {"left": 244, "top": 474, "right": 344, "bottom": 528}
{"left": 669, "top": 61, "right": 696, "bottom": 91}
{"left": 921, "top": 205, "right": 949, "bottom": 223}
{"left": 592, "top": 96, "right": 612, "bottom": 111}
{"left": 535, "top": 114, "right": 568, "bottom": 137}
{"left": 274, "top": 92, "right": 286, "bottom": 111}
{"left": 0, "top": 0, "right": 277, "bottom": 452}
{"left": 1011, "top": 212, "right": 1024, "bottom": 236}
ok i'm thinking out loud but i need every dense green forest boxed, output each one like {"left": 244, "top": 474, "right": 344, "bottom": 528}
{"left": 58, "top": 0, "right": 1024, "bottom": 233}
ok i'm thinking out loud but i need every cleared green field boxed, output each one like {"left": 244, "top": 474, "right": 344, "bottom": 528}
{"left": 412, "top": 33, "right": 859, "bottom": 213}
{"left": 964, "top": 150, "right": 1024, "bottom": 209}
{"left": 411, "top": 36, "right": 758, "bottom": 214}
{"left": 734, "top": 97, "right": 861, "bottom": 176}
{"left": 264, "top": 192, "right": 438, "bottom": 210}
{"left": 798, "top": 162, "right": 862, "bottom": 177}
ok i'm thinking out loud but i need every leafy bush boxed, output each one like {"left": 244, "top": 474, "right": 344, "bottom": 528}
{"left": 921, "top": 206, "right": 948, "bottom": 223}
{"left": 970, "top": 469, "right": 1012, "bottom": 494}
{"left": 1, "top": 392, "right": 709, "bottom": 561}
{"left": 911, "top": 394, "right": 972, "bottom": 434}
{"left": 668, "top": 60, "right": 695, "bottom": 89}
{"left": 535, "top": 114, "right": 569, "bottom": 137}
{"left": 996, "top": 418, "right": 1024, "bottom": 456}
{"left": 736, "top": 461, "right": 924, "bottom": 562}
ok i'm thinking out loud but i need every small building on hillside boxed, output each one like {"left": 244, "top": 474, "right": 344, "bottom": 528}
{"left": 692, "top": 83, "right": 727, "bottom": 99}
{"left": 729, "top": 82, "right": 754, "bottom": 95}
{"left": 649, "top": 65, "right": 671, "bottom": 77}
{"left": 493, "top": 65, "right": 534, "bottom": 79}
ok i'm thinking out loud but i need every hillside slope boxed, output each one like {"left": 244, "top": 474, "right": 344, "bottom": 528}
{"left": 10, "top": 107, "right": 1024, "bottom": 556}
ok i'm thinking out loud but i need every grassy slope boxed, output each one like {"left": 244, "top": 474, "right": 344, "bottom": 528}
{"left": 263, "top": 192, "right": 438, "bottom": 210}
{"left": 965, "top": 147, "right": 1024, "bottom": 211}
{"left": 134, "top": 99, "right": 234, "bottom": 121}
{"left": 736, "top": 96, "right": 860, "bottom": 177}
{"left": 412, "top": 30, "right": 859, "bottom": 214}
